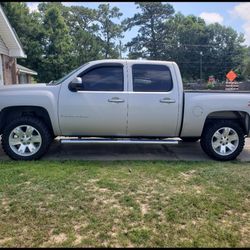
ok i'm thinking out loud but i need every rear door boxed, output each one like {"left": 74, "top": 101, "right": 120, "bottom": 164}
{"left": 127, "top": 62, "right": 180, "bottom": 137}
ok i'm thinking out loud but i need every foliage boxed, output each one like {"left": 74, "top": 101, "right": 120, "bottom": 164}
{"left": 164, "top": 13, "right": 209, "bottom": 81}
{"left": 66, "top": 6, "right": 103, "bottom": 66}
{"left": 241, "top": 47, "right": 250, "bottom": 80}
{"left": 38, "top": 6, "right": 73, "bottom": 82}
{"left": 97, "top": 4, "right": 124, "bottom": 59}
{"left": 125, "top": 8, "right": 246, "bottom": 82}
{"left": 0, "top": 2, "right": 248, "bottom": 83}
{"left": 123, "top": 2, "right": 174, "bottom": 59}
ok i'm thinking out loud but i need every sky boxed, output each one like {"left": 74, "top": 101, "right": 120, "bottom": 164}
{"left": 26, "top": 1, "right": 250, "bottom": 46}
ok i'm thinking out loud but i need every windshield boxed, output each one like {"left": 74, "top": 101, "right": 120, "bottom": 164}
{"left": 47, "top": 63, "right": 89, "bottom": 85}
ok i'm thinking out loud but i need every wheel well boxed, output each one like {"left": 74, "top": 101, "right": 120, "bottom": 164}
{"left": 202, "top": 111, "right": 250, "bottom": 135}
{"left": 0, "top": 106, "right": 54, "bottom": 136}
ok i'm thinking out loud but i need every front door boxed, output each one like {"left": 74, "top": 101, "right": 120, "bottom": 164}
{"left": 127, "top": 63, "right": 179, "bottom": 137}
{"left": 58, "top": 63, "right": 128, "bottom": 136}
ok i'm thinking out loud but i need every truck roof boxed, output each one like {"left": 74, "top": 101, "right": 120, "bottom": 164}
{"left": 88, "top": 59, "right": 175, "bottom": 64}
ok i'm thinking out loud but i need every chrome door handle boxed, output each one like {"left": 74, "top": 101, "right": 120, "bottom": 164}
{"left": 160, "top": 98, "right": 176, "bottom": 104}
{"left": 108, "top": 97, "right": 125, "bottom": 103}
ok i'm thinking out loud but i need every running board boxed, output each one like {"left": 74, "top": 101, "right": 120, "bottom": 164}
{"left": 60, "top": 138, "right": 179, "bottom": 145}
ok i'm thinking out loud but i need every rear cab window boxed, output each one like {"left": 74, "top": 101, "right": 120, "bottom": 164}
{"left": 132, "top": 64, "right": 173, "bottom": 92}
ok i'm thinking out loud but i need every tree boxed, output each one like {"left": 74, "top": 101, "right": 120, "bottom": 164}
{"left": 66, "top": 6, "right": 103, "bottom": 65}
{"left": 40, "top": 5, "right": 74, "bottom": 82}
{"left": 241, "top": 47, "right": 250, "bottom": 80}
{"left": 97, "top": 3, "right": 124, "bottom": 58}
{"left": 123, "top": 2, "right": 175, "bottom": 59}
{"left": 164, "top": 13, "right": 209, "bottom": 82}
{"left": 165, "top": 15, "right": 245, "bottom": 82}
{"left": 205, "top": 23, "right": 246, "bottom": 81}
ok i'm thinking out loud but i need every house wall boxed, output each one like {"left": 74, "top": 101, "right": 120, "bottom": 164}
{"left": 2, "top": 54, "right": 18, "bottom": 85}
{"left": 0, "top": 36, "right": 8, "bottom": 55}
{"left": 18, "top": 72, "right": 36, "bottom": 84}
{"left": 0, "top": 35, "right": 18, "bottom": 85}
{"left": 27, "top": 74, "right": 32, "bottom": 83}
{"left": 0, "top": 54, "right": 3, "bottom": 85}
{"left": 0, "top": 36, "right": 8, "bottom": 85}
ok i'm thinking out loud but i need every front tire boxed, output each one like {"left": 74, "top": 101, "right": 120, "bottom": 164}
{"left": 2, "top": 116, "right": 53, "bottom": 160}
{"left": 200, "top": 120, "right": 245, "bottom": 161}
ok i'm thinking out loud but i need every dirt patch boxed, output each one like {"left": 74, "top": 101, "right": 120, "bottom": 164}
{"left": 140, "top": 203, "right": 149, "bottom": 216}
{"left": 240, "top": 226, "right": 250, "bottom": 246}
{"left": 1, "top": 198, "right": 10, "bottom": 211}
{"left": 47, "top": 194, "right": 55, "bottom": 200}
{"left": 88, "top": 179, "right": 100, "bottom": 183}
{"left": 73, "top": 234, "right": 83, "bottom": 245}
{"left": 73, "top": 222, "right": 89, "bottom": 231}
{"left": 193, "top": 185, "right": 204, "bottom": 194}
{"left": 1, "top": 198, "right": 8, "bottom": 206}
{"left": 0, "top": 237, "right": 12, "bottom": 245}
{"left": 180, "top": 170, "right": 196, "bottom": 181}
{"left": 45, "top": 233, "right": 67, "bottom": 246}
{"left": 98, "top": 188, "right": 109, "bottom": 193}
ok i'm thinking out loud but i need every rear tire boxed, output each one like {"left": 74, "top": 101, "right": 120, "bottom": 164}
{"left": 200, "top": 120, "right": 245, "bottom": 161}
{"left": 2, "top": 116, "right": 53, "bottom": 160}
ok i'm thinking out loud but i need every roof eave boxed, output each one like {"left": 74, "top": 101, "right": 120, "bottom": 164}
{"left": 9, "top": 48, "right": 27, "bottom": 58}
{"left": 0, "top": 5, "right": 26, "bottom": 58}
{"left": 18, "top": 69, "right": 37, "bottom": 75}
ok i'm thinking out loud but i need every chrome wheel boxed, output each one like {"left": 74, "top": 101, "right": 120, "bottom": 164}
{"left": 211, "top": 127, "right": 239, "bottom": 156}
{"left": 8, "top": 125, "right": 42, "bottom": 157}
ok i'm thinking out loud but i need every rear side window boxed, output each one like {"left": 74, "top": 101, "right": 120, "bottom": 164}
{"left": 80, "top": 66, "right": 124, "bottom": 91}
{"left": 132, "top": 64, "right": 173, "bottom": 92}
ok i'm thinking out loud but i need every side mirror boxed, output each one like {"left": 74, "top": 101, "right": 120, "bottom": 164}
{"left": 68, "top": 77, "right": 83, "bottom": 92}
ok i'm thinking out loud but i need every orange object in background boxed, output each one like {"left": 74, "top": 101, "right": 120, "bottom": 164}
{"left": 226, "top": 70, "right": 237, "bottom": 82}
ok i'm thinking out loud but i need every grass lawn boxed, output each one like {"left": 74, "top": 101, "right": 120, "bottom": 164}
{"left": 0, "top": 160, "right": 249, "bottom": 247}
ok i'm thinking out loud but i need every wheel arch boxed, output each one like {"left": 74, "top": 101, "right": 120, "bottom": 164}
{"left": 202, "top": 111, "right": 250, "bottom": 136}
{"left": 0, "top": 106, "right": 55, "bottom": 137}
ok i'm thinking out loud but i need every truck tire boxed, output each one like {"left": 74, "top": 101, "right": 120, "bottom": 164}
{"left": 200, "top": 120, "right": 245, "bottom": 161}
{"left": 2, "top": 116, "right": 53, "bottom": 160}
{"left": 181, "top": 137, "right": 199, "bottom": 142}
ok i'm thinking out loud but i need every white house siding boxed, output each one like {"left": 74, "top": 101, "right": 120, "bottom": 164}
{"left": 0, "top": 35, "right": 8, "bottom": 55}
{"left": 0, "top": 55, "right": 3, "bottom": 85}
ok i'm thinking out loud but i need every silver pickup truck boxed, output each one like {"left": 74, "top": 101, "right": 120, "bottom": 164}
{"left": 0, "top": 59, "right": 249, "bottom": 161}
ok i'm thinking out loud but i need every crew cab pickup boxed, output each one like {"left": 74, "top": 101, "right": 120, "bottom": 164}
{"left": 0, "top": 59, "right": 249, "bottom": 161}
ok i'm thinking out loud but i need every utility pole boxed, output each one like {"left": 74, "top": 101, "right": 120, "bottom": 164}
{"left": 200, "top": 51, "right": 203, "bottom": 84}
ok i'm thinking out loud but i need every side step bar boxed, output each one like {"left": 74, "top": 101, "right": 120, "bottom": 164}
{"left": 60, "top": 138, "right": 179, "bottom": 145}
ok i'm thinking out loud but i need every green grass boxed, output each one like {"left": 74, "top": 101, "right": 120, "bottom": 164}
{"left": 0, "top": 160, "right": 249, "bottom": 247}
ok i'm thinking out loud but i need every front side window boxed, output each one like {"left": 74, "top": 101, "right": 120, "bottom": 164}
{"left": 79, "top": 66, "right": 124, "bottom": 91}
{"left": 132, "top": 64, "right": 173, "bottom": 92}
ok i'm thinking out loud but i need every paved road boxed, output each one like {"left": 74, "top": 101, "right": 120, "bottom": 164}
{"left": 1, "top": 137, "right": 250, "bottom": 161}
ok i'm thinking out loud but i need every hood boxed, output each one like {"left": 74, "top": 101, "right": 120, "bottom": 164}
{"left": 0, "top": 83, "right": 49, "bottom": 92}
{"left": 0, "top": 83, "right": 46, "bottom": 89}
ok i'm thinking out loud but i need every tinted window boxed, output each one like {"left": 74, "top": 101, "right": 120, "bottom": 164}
{"left": 132, "top": 64, "right": 173, "bottom": 92}
{"left": 80, "top": 66, "right": 123, "bottom": 91}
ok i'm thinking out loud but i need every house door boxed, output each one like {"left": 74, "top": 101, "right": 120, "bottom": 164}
{"left": 0, "top": 55, "right": 3, "bottom": 85}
